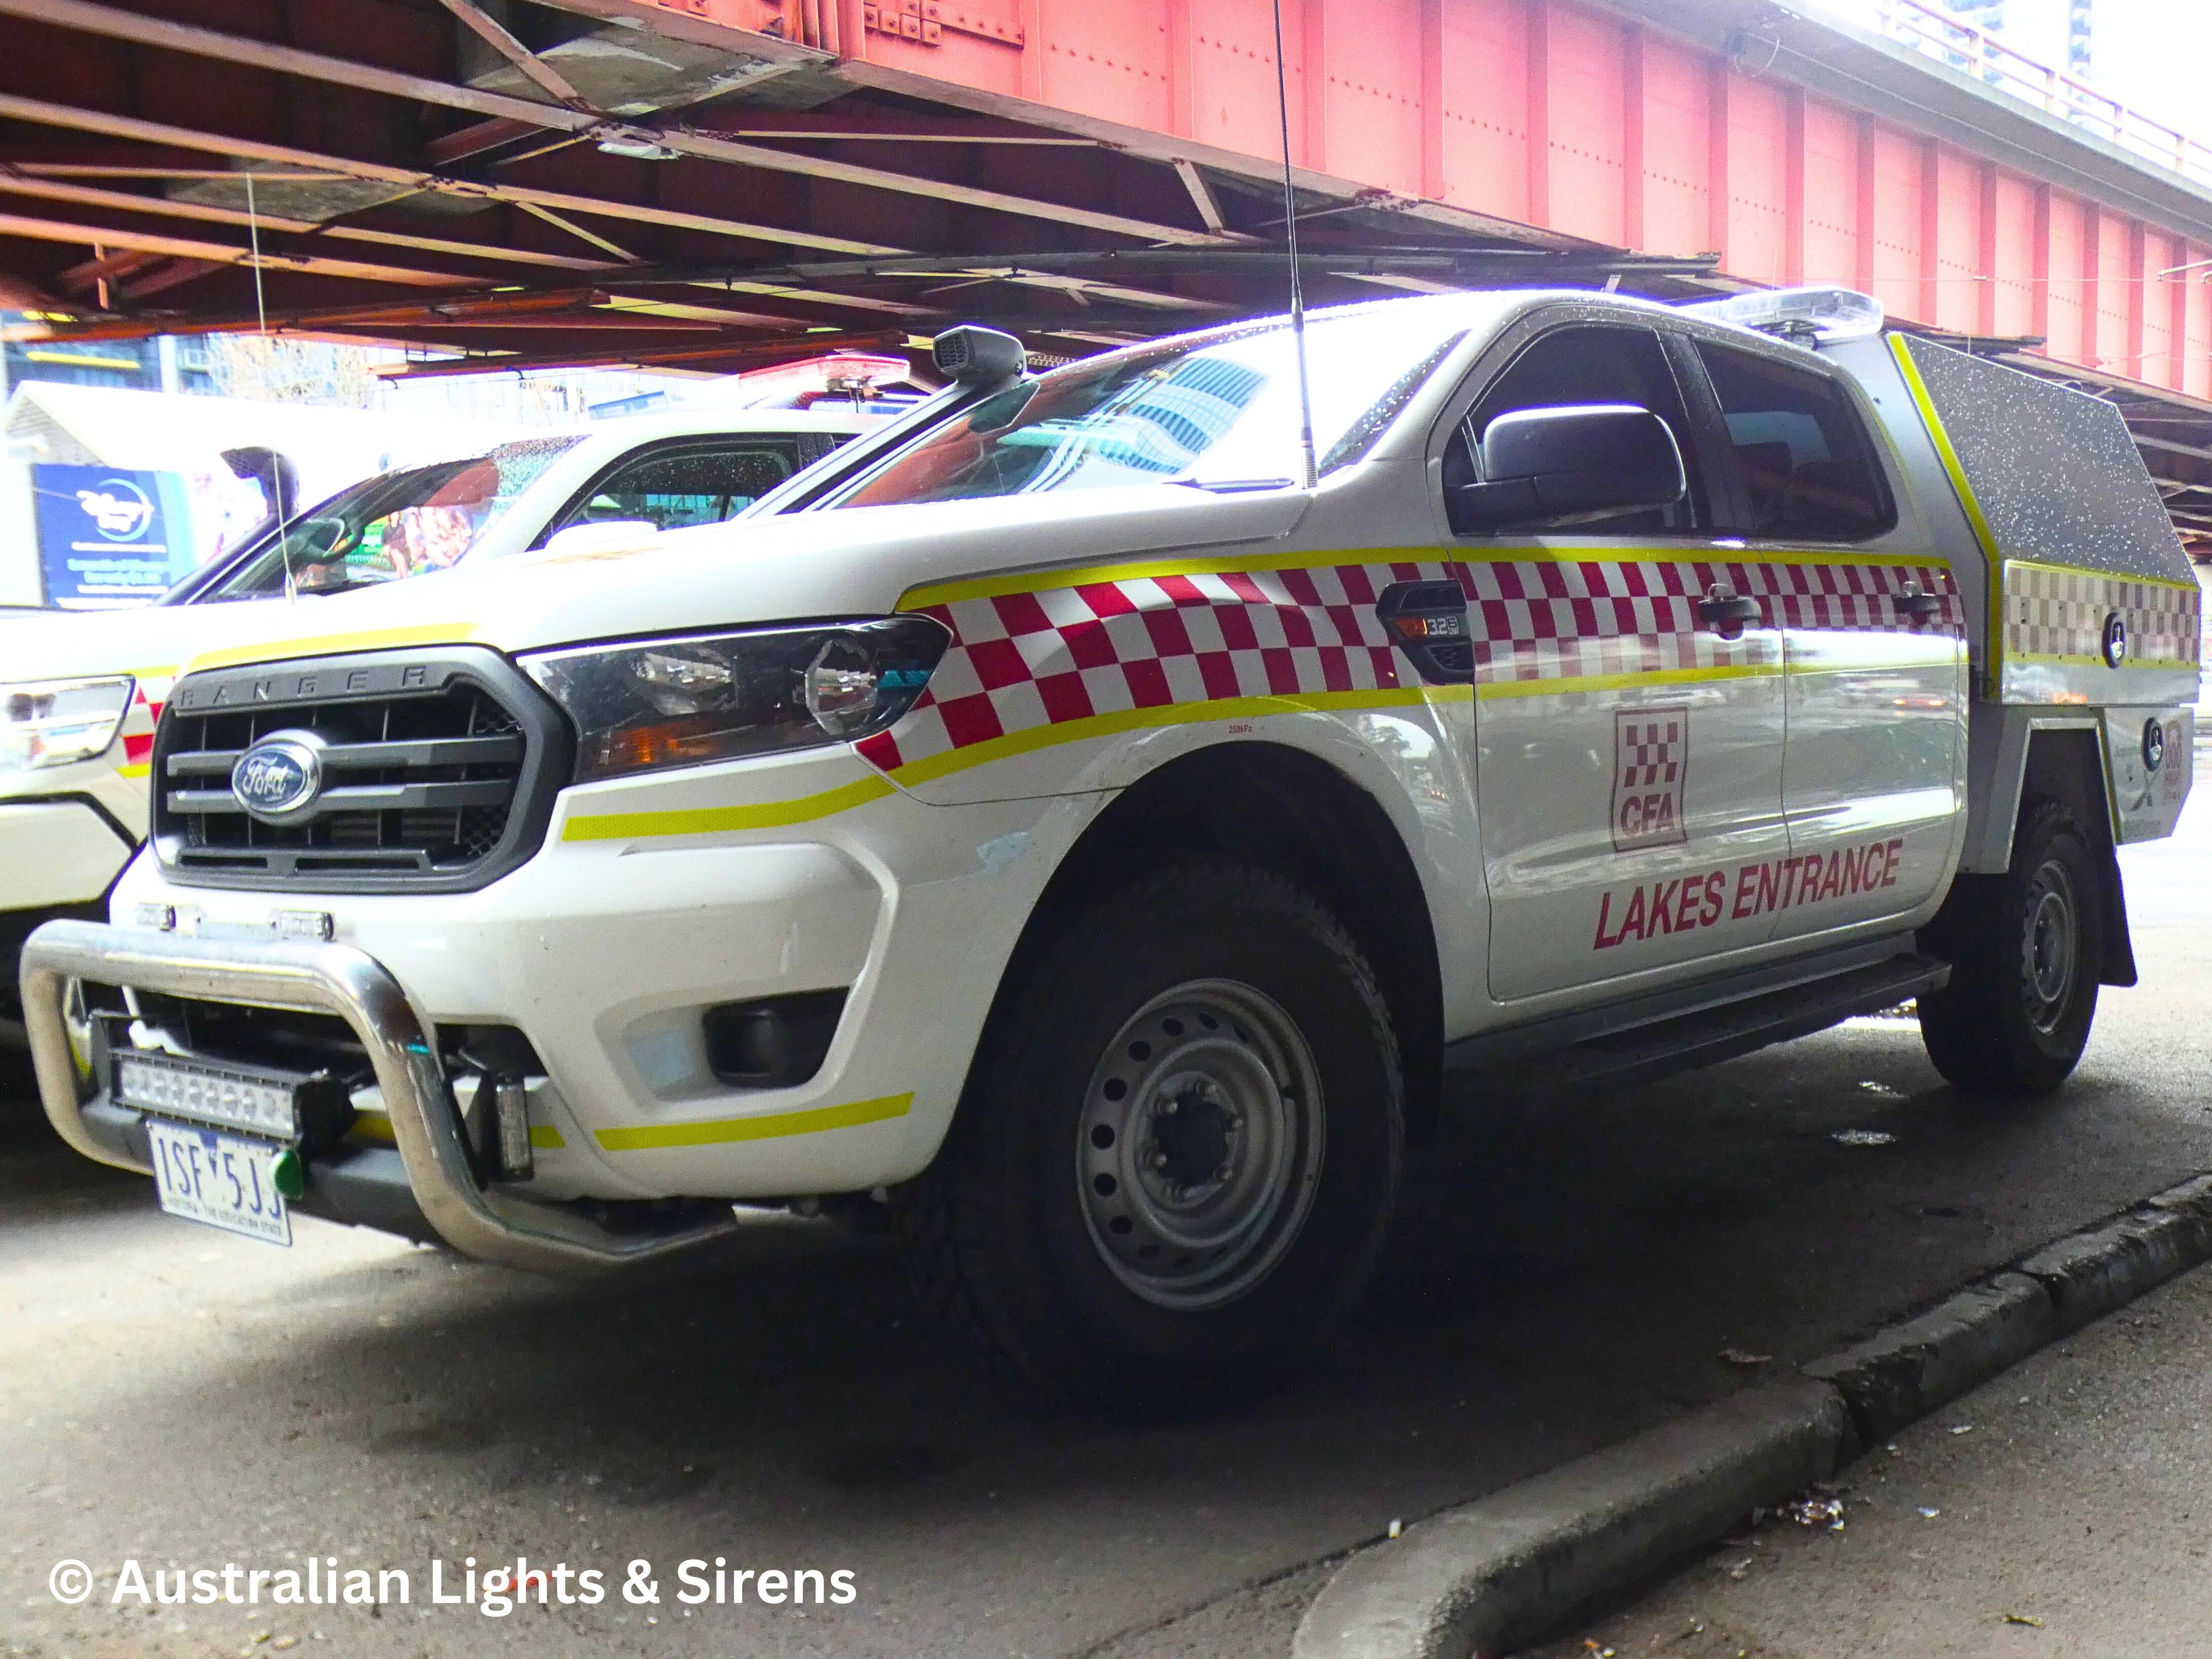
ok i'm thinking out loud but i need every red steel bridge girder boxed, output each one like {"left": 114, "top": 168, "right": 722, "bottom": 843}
{"left": 677, "top": 0, "right": 2212, "bottom": 396}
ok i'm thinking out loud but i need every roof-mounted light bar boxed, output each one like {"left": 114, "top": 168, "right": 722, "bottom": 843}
{"left": 1680, "top": 287, "right": 1886, "bottom": 347}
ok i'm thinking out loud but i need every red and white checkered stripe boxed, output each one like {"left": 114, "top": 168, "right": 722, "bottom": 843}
{"left": 857, "top": 555, "right": 1963, "bottom": 779}
{"left": 1466, "top": 558, "right": 1961, "bottom": 686}
{"left": 858, "top": 560, "right": 1446, "bottom": 775}
{"left": 2003, "top": 563, "right": 2201, "bottom": 666}
{"left": 115, "top": 671, "right": 175, "bottom": 777}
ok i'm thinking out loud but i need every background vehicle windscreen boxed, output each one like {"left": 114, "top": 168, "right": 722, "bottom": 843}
{"left": 541, "top": 441, "right": 815, "bottom": 540}
{"left": 203, "top": 435, "right": 584, "bottom": 600}
{"left": 834, "top": 309, "right": 1472, "bottom": 507}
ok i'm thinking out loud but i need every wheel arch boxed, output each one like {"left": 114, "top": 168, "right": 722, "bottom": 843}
{"left": 984, "top": 740, "right": 1448, "bottom": 1142}
{"left": 2021, "top": 728, "right": 2135, "bottom": 988}
{"left": 1932, "top": 724, "right": 2134, "bottom": 988}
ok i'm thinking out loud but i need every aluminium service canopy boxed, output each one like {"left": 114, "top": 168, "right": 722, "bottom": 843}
{"left": 1898, "top": 333, "right": 2191, "bottom": 585}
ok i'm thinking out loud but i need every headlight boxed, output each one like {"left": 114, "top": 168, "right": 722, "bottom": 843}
{"left": 0, "top": 676, "right": 134, "bottom": 776}
{"left": 522, "top": 618, "right": 948, "bottom": 783}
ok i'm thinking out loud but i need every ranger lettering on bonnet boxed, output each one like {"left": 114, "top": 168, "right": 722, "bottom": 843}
{"left": 19, "top": 287, "right": 2201, "bottom": 1395}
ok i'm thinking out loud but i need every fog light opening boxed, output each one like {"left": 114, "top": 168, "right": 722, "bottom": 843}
{"left": 701, "top": 989, "right": 850, "bottom": 1089}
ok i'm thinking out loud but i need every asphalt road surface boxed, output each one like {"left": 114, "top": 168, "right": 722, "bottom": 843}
{"left": 6, "top": 759, "right": 2211, "bottom": 1659}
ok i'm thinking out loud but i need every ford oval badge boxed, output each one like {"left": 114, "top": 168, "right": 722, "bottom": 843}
{"left": 230, "top": 731, "right": 326, "bottom": 824}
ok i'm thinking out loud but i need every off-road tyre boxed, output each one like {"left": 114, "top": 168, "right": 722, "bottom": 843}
{"left": 897, "top": 859, "right": 1403, "bottom": 1396}
{"left": 1920, "top": 798, "right": 2102, "bottom": 1096}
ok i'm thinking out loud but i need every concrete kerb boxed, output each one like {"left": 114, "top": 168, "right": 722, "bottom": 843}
{"left": 1293, "top": 1170, "right": 2212, "bottom": 1659}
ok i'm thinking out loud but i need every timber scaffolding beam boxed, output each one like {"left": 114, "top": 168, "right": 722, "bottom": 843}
{"left": 0, "top": 0, "right": 2211, "bottom": 532}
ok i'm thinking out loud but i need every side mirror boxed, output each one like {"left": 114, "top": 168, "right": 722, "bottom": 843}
{"left": 932, "top": 325, "right": 1027, "bottom": 386}
{"left": 1447, "top": 404, "right": 1686, "bottom": 534}
{"left": 542, "top": 519, "right": 660, "bottom": 557}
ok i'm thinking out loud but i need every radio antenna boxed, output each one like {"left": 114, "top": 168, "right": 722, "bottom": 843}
{"left": 1270, "top": 0, "right": 1317, "bottom": 491}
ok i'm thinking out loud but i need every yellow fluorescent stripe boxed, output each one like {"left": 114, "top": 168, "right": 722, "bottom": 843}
{"left": 2010, "top": 651, "right": 2199, "bottom": 670}
{"left": 183, "top": 623, "right": 483, "bottom": 676}
{"left": 901, "top": 544, "right": 1954, "bottom": 609}
{"left": 2003, "top": 557, "right": 2203, "bottom": 595}
{"left": 531, "top": 1125, "right": 566, "bottom": 1149}
{"left": 1476, "top": 662, "right": 1782, "bottom": 701}
{"left": 596, "top": 1092, "right": 912, "bottom": 1152}
{"left": 116, "top": 762, "right": 150, "bottom": 779}
{"left": 560, "top": 773, "right": 895, "bottom": 843}
{"left": 1889, "top": 335, "right": 2004, "bottom": 671}
{"left": 560, "top": 694, "right": 1458, "bottom": 840}
{"left": 884, "top": 687, "right": 1437, "bottom": 786}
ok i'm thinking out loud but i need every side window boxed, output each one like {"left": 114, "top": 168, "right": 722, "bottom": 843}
{"left": 1693, "top": 343, "right": 1895, "bottom": 541}
{"left": 1447, "top": 325, "right": 1706, "bottom": 534}
{"left": 551, "top": 444, "right": 799, "bottom": 538}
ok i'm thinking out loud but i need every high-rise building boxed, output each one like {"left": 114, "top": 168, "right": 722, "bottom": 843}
{"left": 2066, "top": 0, "right": 2092, "bottom": 77}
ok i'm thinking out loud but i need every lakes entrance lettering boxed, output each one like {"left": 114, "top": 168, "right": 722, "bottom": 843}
{"left": 1593, "top": 836, "right": 1906, "bottom": 951}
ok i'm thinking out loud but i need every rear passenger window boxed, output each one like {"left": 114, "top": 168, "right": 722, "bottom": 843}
{"left": 1695, "top": 343, "right": 1894, "bottom": 541}
{"left": 1449, "top": 325, "right": 1706, "bottom": 534}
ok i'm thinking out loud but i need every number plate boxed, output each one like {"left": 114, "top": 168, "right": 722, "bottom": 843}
{"left": 145, "top": 1119, "right": 292, "bottom": 1247}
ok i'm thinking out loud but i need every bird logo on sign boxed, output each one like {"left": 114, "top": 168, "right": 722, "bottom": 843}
{"left": 74, "top": 478, "right": 155, "bottom": 541}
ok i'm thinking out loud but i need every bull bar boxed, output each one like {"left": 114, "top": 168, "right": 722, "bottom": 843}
{"left": 17, "top": 919, "right": 740, "bottom": 1271}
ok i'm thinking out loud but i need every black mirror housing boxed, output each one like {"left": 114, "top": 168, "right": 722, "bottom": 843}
{"left": 932, "top": 325, "right": 1028, "bottom": 385}
{"left": 1448, "top": 403, "right": 1686, "bottom": 534}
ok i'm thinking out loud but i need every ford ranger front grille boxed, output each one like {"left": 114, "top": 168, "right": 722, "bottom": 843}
{"left": 151, "top": 647, "right": 571, "bottom": 893}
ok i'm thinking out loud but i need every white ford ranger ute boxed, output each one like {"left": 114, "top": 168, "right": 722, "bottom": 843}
{"left": 20, "top": 289, "right": 2200, "bottom": 1390}
{"left": 0, "top": 407, "right": 880, "bottom": 1043}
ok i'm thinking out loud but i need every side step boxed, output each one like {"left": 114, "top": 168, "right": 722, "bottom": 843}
{"left": 1445, "top": 951, "right": 1949, "bottom": 1098}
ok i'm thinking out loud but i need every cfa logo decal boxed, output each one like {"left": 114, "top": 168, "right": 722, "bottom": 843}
{"left": 1612, "top": 708, "right": 1688, "bottom": 852}
{"left": 74, "top": 477, "right": 155, "bottom": 541}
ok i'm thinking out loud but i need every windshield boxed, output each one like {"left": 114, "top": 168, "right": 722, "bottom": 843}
{"left": 202, "top": 435, "right": 584, "bottom": 602}
{"left": 832, "top": 307, "right": 1470, "bottom": 510}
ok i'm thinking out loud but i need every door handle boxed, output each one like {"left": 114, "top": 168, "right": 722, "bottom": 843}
{"left": 1894, "top": 586, "right": 1945, "bottom": 620}
{"left": 1697, "top": 591, "right": 1762, "bottom": 628}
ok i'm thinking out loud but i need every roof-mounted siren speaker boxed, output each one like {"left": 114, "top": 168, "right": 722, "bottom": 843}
{"left": 1681, "top": 287, "right": 1885, "bottom": 347}
{"left": 932, "top": 325, "right": 1027, "bottom": 385}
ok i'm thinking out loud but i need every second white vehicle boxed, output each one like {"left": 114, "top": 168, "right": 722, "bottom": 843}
{"left": 0, "top": 406, "right": 887, "bottom": 1031}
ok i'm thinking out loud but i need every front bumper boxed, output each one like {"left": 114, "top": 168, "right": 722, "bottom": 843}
{"left": 18, "top": 921, "right": 739, "bottom": 1271}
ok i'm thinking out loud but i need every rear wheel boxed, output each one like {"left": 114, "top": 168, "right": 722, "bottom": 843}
{"left": 900, "top": 861, "right": 1403, "bottom": 1393}
{"left": 1920, "top": 798, "right": 2102, "bottom": 1096}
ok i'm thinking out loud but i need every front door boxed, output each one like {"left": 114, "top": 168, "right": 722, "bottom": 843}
{"left": 1450, "top": 321, "right": 1795, "bottom": 1002}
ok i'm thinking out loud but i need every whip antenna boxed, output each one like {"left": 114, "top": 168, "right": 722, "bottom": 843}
{"left": 1270, "top": 0, "right": 1317, "bottom": 491}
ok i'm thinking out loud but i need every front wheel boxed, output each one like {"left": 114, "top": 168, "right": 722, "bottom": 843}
{"left": 1920, "top": 798, "right": 2103, "bottom": 1096}
{"left": 900, "top": 861, "right": 1403, "bottom": 1394}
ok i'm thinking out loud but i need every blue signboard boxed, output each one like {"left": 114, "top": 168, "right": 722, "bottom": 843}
{"left": 33, "top": 463, "right": 194, "bottom": 609}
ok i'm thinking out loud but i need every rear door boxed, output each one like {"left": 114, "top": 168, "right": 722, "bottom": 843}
{"left": 1687, "top": 337, "right": 1967, "bottom": 938}
{"left": 1450, "top": 319, "right": 1795, "bottom": 1002}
